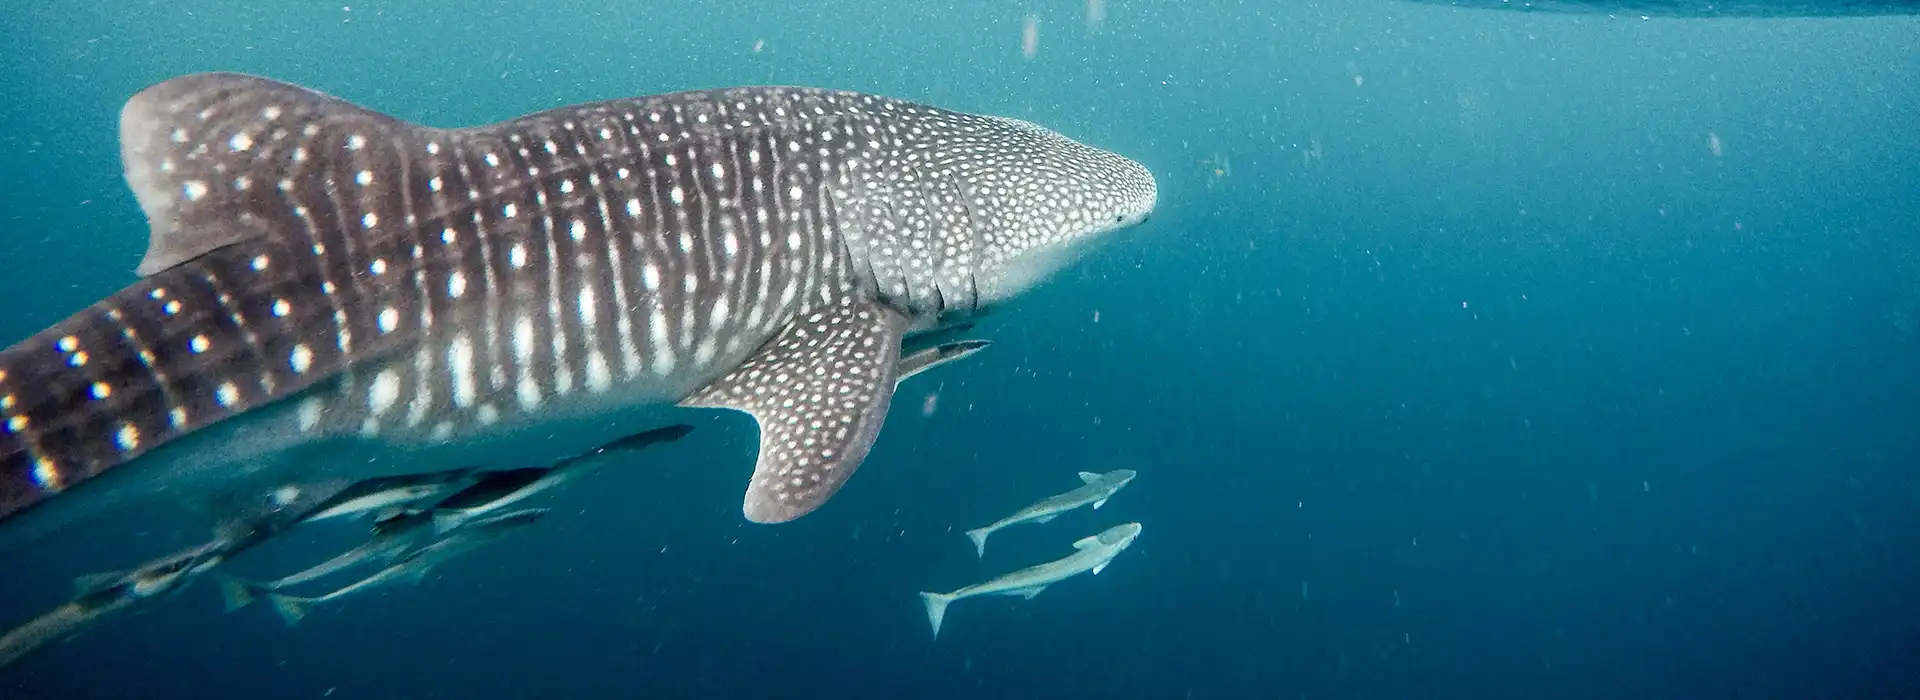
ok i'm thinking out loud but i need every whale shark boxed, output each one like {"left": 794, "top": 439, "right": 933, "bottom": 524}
{"left": 1397, "top": 0, "right": 1919, "bottom": 17}
{"left": 964, "top": 469, "right": 1136, "bottom": 558}
{"left": 919, "top": 521, "right": 1142, "bottom": 638}
{"left": 0, "top": 73, "right": 1157, "bottom": 545}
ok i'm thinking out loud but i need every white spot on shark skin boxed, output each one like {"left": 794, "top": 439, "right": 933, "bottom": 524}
{"left": 355, "top": 170, "right": 373, "bottom": 186}
{"left": 115, "top": 423, "right": 140, "bottom": 451}
{"left": 448, "top": 272, "right": 467, "bottom": 298}
{"left": 369, "top": 370, "right": 400, "bottom": 415}
{"left": 182, "top": 181, "right": 208, "bottom": 201}
{"left": 586, "top": 351, "right": 612, "bottom": 392}
{"left": 216, "top": 382, "right": 239, "bottom": 408}
{"left": 190, "top": 335, "right": 210, "bottom": 354}
{"left": 90, "top": 382, "right": 111, "bottom": 400}
{"left": 169, "top": 407, "right": 188, "bottom": 429}
{"left": 272, "top": 299, "right": 291, "bottom": 317}
{"left": 517, "top": 376, "right": 543, "bottom": 409}
{"left": 290, "top": 344, "right": 313, "bottom": 373}
{"left": 32, "top": 459, "right": 61, "bottom": 491}
{"left": 378, "top": 308, "right": 400, "bottom": 334}
{"left": 570, "top": 219, "right": 587, "bottom": 241}
{"left": 229, "top": 133, "right": 253, "bottom": 152}
{"left": 503, "top": 203, "right": 518, "bottom": 218}
{"left": 578, "top": 288, "right": 598, "bottom": 324}
{"left": 450, "top": 333, "right": 476, "bottom": 408}
{"left": 510, "top": 244, "right": 529, "bottom": 269}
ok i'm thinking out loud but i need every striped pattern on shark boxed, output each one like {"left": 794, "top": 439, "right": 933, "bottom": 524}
{"left": 0, "top": 73, "right": 1155, "bottom": 532}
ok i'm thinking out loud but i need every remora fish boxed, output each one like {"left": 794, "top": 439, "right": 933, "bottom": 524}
{"left": 918, "top": 521, "right": 1142, "bottom": 638}
{"left": 297, "top": 467, "right": 478, "bottom": 524}
{"left": 0, "top": 541, "right": 220, "bottom": 667}
{"left": 429, "top": 423, "right": 690, "bottom": 534}
{"left": 261, "top": 508, "right": 547, "bottom": 626}
{"left": 896, "top": 340, "right": 991, "bottom": 384}
{"left": 0, "top": 73, "right": 1157, "bottom": 539}
{"left": 0, "top": 479, "right": 365, "bottom": 666}
{"left": 215, "top": 510, "right": 434, "bottom": 611}
{"left": 1397, "top": 0, "right": 1919, "bottom": 17}
{"left": 963, "top": 469, "right": 1136, "bottom": 558}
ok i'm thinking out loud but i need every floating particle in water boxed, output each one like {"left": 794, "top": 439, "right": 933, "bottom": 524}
{"left": 1086, "top": 0, "right": 1107, "bottom": 30}
{"left": 1707, "top": 132, "right": 1724, "bottom": 157}
{"left": 1021, "top": 15, "right": 1040, "bottom": 59}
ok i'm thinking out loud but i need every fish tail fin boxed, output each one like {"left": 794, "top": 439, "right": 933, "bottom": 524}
{"left": 265, "top": 593, "right": 314, "bottom": 627}
{"left": 964, "top": 527, "right": 992, "bottom": 558}
{"left": 919, "top": 592, "right": 956, "bottom": 638}
{"left": 431, "top": 509, "right": 467, "bottom": 536}
{"left": 216, "top": 574, "right": 267, "bottom": 612}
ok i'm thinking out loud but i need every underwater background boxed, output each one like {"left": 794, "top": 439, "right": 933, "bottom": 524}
{"left": 1, "top": 0, "right": 1916, "bottom": 698}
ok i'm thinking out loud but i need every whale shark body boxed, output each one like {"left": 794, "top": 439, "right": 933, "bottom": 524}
{"left": 0, "top": 74, "right": 1156, "bottom": 546}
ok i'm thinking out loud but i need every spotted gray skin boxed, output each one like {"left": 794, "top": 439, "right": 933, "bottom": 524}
{"left": 0, "top": 73, "right": 1156, "bottom": 530}
{"left": 1398, "top": 0, "right": 1917, "bottom": 16}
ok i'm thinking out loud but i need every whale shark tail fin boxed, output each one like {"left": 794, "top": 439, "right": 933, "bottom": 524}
{"left": 964, "top": 528, "right": 992, "bottom": 558}
{"left": 919, "top": 592, "right": 956, "bottom": 638}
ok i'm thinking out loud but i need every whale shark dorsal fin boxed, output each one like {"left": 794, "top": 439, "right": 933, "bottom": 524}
{"left": 1073, "top": 535, "right": 1100, "bottom": 549}
{"left": 1078, "top": 471, "right": 1100, "bottom": 484}
{"left": 684, "top": 296, "right": 908, "bottom": 524}
{"left": 120, "top": 73, "right": 427, "bottom": 275}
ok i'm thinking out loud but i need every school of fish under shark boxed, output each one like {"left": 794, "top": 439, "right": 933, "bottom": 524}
{"left": 3, "top": 0, "right": 1902, "bottom": 673}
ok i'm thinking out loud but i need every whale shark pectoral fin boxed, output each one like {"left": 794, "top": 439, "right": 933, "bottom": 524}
{"left": 684, "top": 296, "right": 908, "bottom": 524}
{"left": 1033, "top": 514, "right": 1057, "bottom": 524}
{"left": 1016, "top": 585, "right": 1047, "bottom": 600}
{"left": 1092, "top": 498, "right": 1109, "bottom": 510}
{"left": 1092, "top": 561, "right": 1110, "bottom": 575}
{"left": 1078, "top": 471, "right": 1100, "bottom": 484}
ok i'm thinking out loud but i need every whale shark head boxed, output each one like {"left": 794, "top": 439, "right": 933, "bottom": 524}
{"left": 960, "top": 117, "right": 1156, "bottom": 306}
{"left": 844, "top": 109, "right": 1156, "bottom": 316}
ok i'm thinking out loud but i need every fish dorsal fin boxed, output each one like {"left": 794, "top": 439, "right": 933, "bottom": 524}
{"left": 1073, "top": 535, "right": 1101, "bottom": 549}
{"left": 683, "top": 296, "right": 908, "bottom": 524}
{"left": 73, "top": 571, "right": 124, "bottom": 596}
{"left": 119, "top": 73, "right": 427, "bottom": 275}
{"left": 1078, "top": 471, "right": 1100, "bottom": 484}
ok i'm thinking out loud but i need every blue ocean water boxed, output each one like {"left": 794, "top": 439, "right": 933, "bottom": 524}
{"left": 1, "top": 0, "right": 1916, "bottom": 698}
